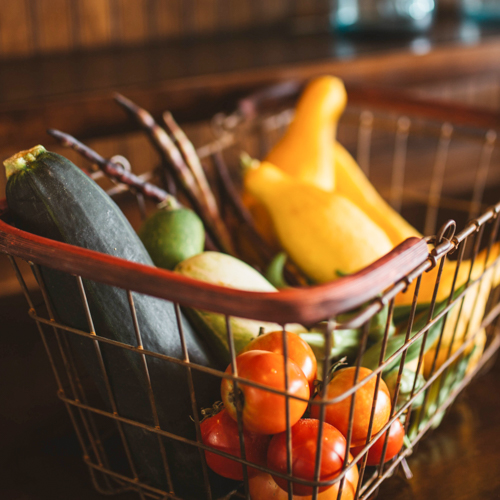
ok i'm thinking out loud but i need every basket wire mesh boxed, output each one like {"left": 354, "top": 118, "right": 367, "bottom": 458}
{"left": 1, "top": 86, "right": 500, "bottom": 500}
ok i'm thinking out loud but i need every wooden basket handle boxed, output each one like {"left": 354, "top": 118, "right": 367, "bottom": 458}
{"left": 1, "top": 199, "right": 429, "bottom": 325}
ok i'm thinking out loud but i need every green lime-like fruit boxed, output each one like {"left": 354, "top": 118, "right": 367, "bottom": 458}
{"left": 139, "top": 197, "right": 205, "bottom": 270}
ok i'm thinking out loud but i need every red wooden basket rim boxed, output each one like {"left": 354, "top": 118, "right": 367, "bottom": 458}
{"left": 0, "top": 198, "right": 429, "bottom": 325}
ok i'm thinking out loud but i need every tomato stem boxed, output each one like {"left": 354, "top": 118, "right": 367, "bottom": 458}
{"left": 229, "top": 387, "right": 245, "bottom": 412}
{"left": 199, "top": 401, "right": 225, "bottom": 423}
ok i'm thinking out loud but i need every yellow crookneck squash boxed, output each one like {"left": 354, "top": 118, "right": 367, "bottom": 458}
{"left": 242, "top": 75, "right": 421, "bottom": 259}
{"left": 243, "top": 161, "right": 394, "bottom": 283}
{"left": 265, "top": 75, "right": 347, "bottom": 192}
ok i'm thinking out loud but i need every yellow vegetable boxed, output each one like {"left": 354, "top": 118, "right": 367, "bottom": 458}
{"left": 334, "top": 142, "right": 421, "bottom": 246}
{"left": 422, "top": 262, "right": 494, "bottom": 379}
{"left": 244, "top": 161, "right": 393, "bottom": 283}
{"left": 243, "top": 75, "right": 419, "bottom": 252}
{"left": 265, "top": 75, "right": 347, "bottom": 192}
{"left": 395, "top": 242, "right": 500, "bottom": 308}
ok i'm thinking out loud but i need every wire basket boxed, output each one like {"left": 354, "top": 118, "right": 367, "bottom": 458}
{"left": 1, "top": 82, "right": 500, "bottom": 500}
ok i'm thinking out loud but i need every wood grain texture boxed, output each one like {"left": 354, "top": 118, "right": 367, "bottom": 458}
{"left": 0, "top": 0, "right": 33, "bottom": 58}
{"left": 35, "top": 0, "right": 74, "bottom": 53}
{"left": 192, "top": 0, "right": 218, "bottom": 35}
{"left": 150, "top": 0, "right": 184, "bottom": 38}
{"left": 77, "top": 0, "right": 113, "bottom": 49}
{"left": 115, "top": 0, "right": 148, "bottom": 44}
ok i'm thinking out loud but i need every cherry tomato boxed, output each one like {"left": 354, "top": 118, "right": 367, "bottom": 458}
{"left": 266, "top": 418, "right": 347, "bottom": 496}
{"left": 351, "top": 418, "right": 405, "bottom": 466}
{"left": 310, "top": 367, "right": 391, "bottom": 447}
{"left": 200, "top": 408, "right": 270, "bottom": 480}
{"left": 241, "top": 330, "right": 317, "bottom": 392}
{"left": 221, "top": 350, "right": 309, "bottom": 435}
{"left": 249, "top": 470, "right": 357, "bottom": 500}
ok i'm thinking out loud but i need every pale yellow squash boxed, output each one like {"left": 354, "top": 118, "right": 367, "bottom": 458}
{"left": 335, "top": 142, "right": 422, "bottom": 246}
{"left": 244, "top": 161, "right": 394, "bottom": 283}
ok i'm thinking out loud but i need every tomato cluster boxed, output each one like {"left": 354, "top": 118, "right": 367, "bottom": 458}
{"left": 200, "top": 330, "right": 405, "bottom": 499}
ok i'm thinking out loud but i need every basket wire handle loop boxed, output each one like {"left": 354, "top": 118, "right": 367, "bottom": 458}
{"left": 173, "top": 302, "right": 213, "bottom": 500}
{"left": 73, "top": 276, "right": 146, "bottom": 499}
{"left": 32, "top": 264, "right": 112, "bottom": 480}
{"left": 126, "top": 290, "right": 176, "bottom": 495}
{"left": 311, "top": 319, "right": 335, "bottom": 500}
{"left": 426, "top": 220, "right": 457, "bottom": 272}
{"left": 225, "top": 315, "right": 250, "bottom": 500}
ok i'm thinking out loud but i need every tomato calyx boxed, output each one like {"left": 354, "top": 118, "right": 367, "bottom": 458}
{"left": 227, "top": 386, "right": 245, "bottom": 412}
{"left": 199, "top": 401, "right": 224, "bottom": 423}
{"left": 312, "top": 357, "right": 348, "bottom": 398}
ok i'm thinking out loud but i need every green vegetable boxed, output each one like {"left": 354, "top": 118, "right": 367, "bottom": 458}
{"left": 265, "top": 251, "right": 289, "bottom": 289}
{"left": 361, "top": 297, "right": 453, "bottom": 375}
{"left": 4, "top": 146, "right": 230, "bottom": 499}
{"left": 384, "top": 368, "right": 425, "bottom": 410}
{"left": 139, "top": 195, "right": 205, "bottom": 270}
{"left": 175, "top": 251, "right": 307, "bottom": 363}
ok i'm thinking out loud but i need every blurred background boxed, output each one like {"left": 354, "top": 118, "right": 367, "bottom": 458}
{"left": 1, "top": 1, "right": 500, "bottom": 499}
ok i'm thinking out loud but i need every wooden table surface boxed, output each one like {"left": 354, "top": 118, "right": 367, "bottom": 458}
{"left": 0, "top": 290, "right": 499, "bottom": 500}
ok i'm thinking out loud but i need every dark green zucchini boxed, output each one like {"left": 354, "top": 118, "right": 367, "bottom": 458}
{"left": 4, "top": 146, "right": 231, "bottom": 499}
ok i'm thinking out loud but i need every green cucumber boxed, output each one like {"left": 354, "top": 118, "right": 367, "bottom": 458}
{"left": 175, "top": 251, "right": 307, "bottom": 364}
{"left": 139, "top": 195, "right": 205, "bottom": 270}
{"left": 4, "top": 146, "right": 231, "bottom": 499}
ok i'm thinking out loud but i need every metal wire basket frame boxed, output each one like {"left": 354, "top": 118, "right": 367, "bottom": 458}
{"left": 1, "top": 83, "right": 500, "bottom": 500}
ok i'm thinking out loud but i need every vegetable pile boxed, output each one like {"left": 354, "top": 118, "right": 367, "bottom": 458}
{"left": 3, "top": 75, "right": 497, "bottom": 499}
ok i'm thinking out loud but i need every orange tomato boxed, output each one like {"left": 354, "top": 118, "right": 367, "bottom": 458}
{"left": 241, "top": 330, "right": 317, "bottom": 392}
{"left": 310, "top": 367, "right": 391, "bottom": 447}
{"left": 249, "top": 456, "right": 358, "bottom": 500}
{"left": 221, "top": 350, "right": 310, "bottom": 435}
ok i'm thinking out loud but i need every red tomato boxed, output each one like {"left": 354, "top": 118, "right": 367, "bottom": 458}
{"left": 200, "top": 408, "right": 270, "bottom": 480}
{"left": 351, "top": 418, "right": 405, "bottom": 466}
{"left": 241, "top": 330, "right": 317, "bottom": 392}
{"left": 221, "top": 350, "right": 310, "bottom": 435}
{"left": 248, "top": 470, "right": 357, "bottom": 500}
{"left": 266, "top": 418, "right": 347, "bottom": 496}
{"left": 310, "top": 367, "right": 391, "bottom": 447}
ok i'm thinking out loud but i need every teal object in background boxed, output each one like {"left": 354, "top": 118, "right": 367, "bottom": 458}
{"left": 462, "top": 0, "right": 500, "bottom": 22}
{"left": 332, "top": 0, "right": 436, "bottom": 33}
